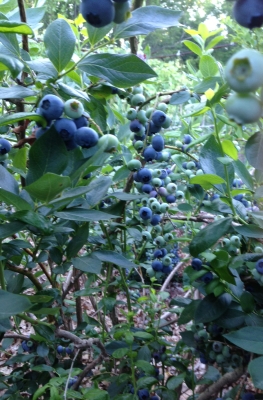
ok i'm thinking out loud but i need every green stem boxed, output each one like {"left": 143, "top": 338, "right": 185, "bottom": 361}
{"left": 17, "top": 314, "right": 51, "bottom": 327}
{"left": 0, "top": 241, "right": 6, "bottom": 290}
{"left": 211, "top": 108, "right": 237, "bottom": 217}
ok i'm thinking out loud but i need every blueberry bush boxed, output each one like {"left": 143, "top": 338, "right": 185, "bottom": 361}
{"left": 1, "top": 0, "right": 263, "bottom": 399}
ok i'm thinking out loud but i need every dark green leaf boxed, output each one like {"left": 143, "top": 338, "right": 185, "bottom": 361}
{"left": 189, "top": 174, "right": 226, "bottom": 189}
{"left": 26, "top": 126, "right": 68, "bottom": 185}
{"left": 113, "top": 6, "right": 181, "bottom": 39}
{"left": 72, "top": 255, "right": 102, "bottom": 274}
{"left": 234, "top": 224, "right": 263, "bottom": 238}
{"left": 224, "top": 327, "right": 263, "bottom": 354}
{"left": 0, "top": 221, "right": 26, "bottom": 240}
{"left": 0, "top": 112, "right": 46, "bottom": 128}
{"left": 85, "top": 176, "right": 112, "bottom": 207}
{"left": 0, "top": 164, "right": 19, "bottom": 194}
{"left": 87, "top": 23, "right": 113, "bottom": 46}
{"left": 0, "top": 86, "right": 36, "bottom": 99}
{"left": 27, "top": 59, "right": 58, "bottom": 78}
{"left": 92, "top": 250, "right": 137, "bottom": 270}
{"left": 78, "top": 54, "right": 157, "bottom": 88}
{"left": 0, "top": 189, "right": 32, "bottom": 211}
{"left": 0, "top": 290, "right": 31, "bottom": 319}
{"left": 44, "top": 19, "right": 76, "bottom": 72}
{"left": 25, "top": 173, "right": 71, "bottom": 203}
{"left": 54, "top": 209, "right": 117, "bottom": 222}
{"left": 249, "top": 357, "right": 263, "bottom": 389}
{"left": 167, "top": 374, "right": 185, "bottom": 390}
{"left": 245, "top": 131, "right": 263, "bottom": 171}
{"left": 66, "top": 222, "right": 90, "bottom": 259}
{"left": 195, "top": 293, "right": 232, "bottom": 323}
{"left": 189, "top": 217, "right": 232, "bottom": 257}
{"left": 37, "top": 342, "right": 49, "bottom": 357}
{"left": 169, "top": 90, "right": 191, "bottom": 105}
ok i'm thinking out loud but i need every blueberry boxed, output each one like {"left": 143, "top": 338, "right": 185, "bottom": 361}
{"left": 162, "top": 265, "right": 173, "bottom": 274}
{"left": 255, "top": 258, "right": 263, "bottom": 274}
{"left": 234, "top": 194, "right": 244, "bottom": 201}
{"left": 232, "top": 178, "right": 243, "bottom": 188}
{"left": 64, "top": 98, "right": 84, "bottom": 119}
{"left": 200, "top": 272, "right": 213, "bottom": 284}
{"left": 54, "top": 118, "right": 77, "bottom": 141}
{"left": 166, "top": 194, "right": 176, "bottom": 203}
{"left": 191, "top": 258, "right": 203, "bottom": 270}
{"left": 137, "top": 388, "right": 150, "bottom": 400}
{"left": 130, "top": 119, "right": 145, "bottom": 133}
{"left": 75, "top": 127, "right": 99, "bottom": 148}
{"left": 210, "top": 194, "right": 220, "bottom": 201}
{"left": 65, "top": 347, "right": 73, "bottom": 355}
{"left": 142, "top": 184, "right": 153, "bottom": 194}
{"left": 57, "top": 345, "right": 65, "bottom": 354}
{"left": 242, "top": 393, "right": 255, "bottom": 400}
{"left": 212, "top": 342, "right": 223, "bottom": 353}
{"left": 160, "top": 248, "right": 168, "bottom": 257}
{"left": 137, "top": 168, "right": 152, "bottom": 183}
{"left": 139, "top": 207, "right": 152, "bottom": 220}
{"left": 183, "top": 134, "right": 192, "bottom": 144}
{"left": 74, "top": 116, "right": 89, "bottom": 129}
{"left": 22, "top": 341, "right": 30, "bottom": 352}
{"left": 151, "top": 396, "right": 159, "bottom": 400}
{"left": 182, "top": 161, "right": 188, "bottom": 169}
{"left": 80, "top": 0, "right": 115, "bottom": 27}
{"left": 241, "top": 199, "right": 249, "bottom": 207}
{"left": 151, "top": 110, "right": 167, "bottom": 127}
{"left": 233, "top": 0, "right": 263, "bottom": 29}
{"left": 152, "top": 260, "right": 163, "bottom": 271}
{"left": 65, "top": 138, "right": 78, "bottom": 151}
{"left": 153, "top": 249, "right": 163, "bottom": 258}
{"left": 37, "top": 94, "right": 64, "bottom": 122}
{"left": 143, "top": 146, "right": 157, "bottom": 162}
{"left": 146, "top": 121, "right": 161, "bottom": 135}
{"left": 68, "top": 376, "right": 78, "bottom": 388}
{"left": 35, "top": 126, "right": 49, "bottom": 139}
{"left": 0, "top": 138, "right": 11, "bottom": 155}
{"left": 151, "top": 214, "right": 161, "bottom": 226}
{"left": 152, "top": 134, "right": 165, "bottom": 151}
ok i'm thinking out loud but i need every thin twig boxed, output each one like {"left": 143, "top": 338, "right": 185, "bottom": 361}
{"left": 64, "top": 349, "right": 80, "bottom": 400}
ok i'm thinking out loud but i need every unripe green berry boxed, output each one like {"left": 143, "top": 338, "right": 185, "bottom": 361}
{"left": 176, "top": 190, "right": 185, "bottom": 200}
{"left": 142, "top": 231, "right": 151, "bottom": 240}
{"left": 153, "top": 225, "right": 162, "bottom": 234}
{"left": 145, "top": 107, "right": 154, "bottom": 118}
{"left": 132, "top": 86, "right": 143, "bottom": 95}
{"left": 255, "top": 246, "right": 263, "bottom": 253}
{"left": 230, "top": 235, "right": 241, "bottom": 247}
{"left": 152, "top": 178, "right": 162, "bottom": 187}
{"left": 187, "top": 161, "right": 196, "bottom": 170}
{"left": 164, "top": 233, "right": 173, "bottom": 241}
{"left": 127, "top": 159, "right": 142, "bottom": 171}
{"left": 155, "top": 236, "right": 166, "bottom": 246}
{"left": 134, "top": 140, "right": 144, "bottom": 151}
{"left": 166, "top": 182, "right": 177, "bottom": 193}
{"left": 160, "top": 203, "right": 169, "bottom": 213}
{"left": 163, "top": 255, "right": 172, "bottom": 266}
{"left": 151, "top": 201, "right": 161, "bottom": 212}
{"left": 126, "top": 108, "right": 137, "bottom": 120}
{"left": 156, "top": 102, "right": 168, "bottom": 113}
{"left": 162, "top": 116, "right": 172, "bottom": 129}
{"left": 137, "top": 110, "right": 148, "bottom": 124}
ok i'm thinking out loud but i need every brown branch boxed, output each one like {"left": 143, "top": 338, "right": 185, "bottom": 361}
{"left": 197, "top": 366, "right": 245, "bottom": 400}
{"left": 72, "top": 354, "right": 104, "bottom": 390}
{"left": 129, "top": 0, "right": 145, "bottom": 54}
{"left": 17, "top": 0, "right": 29, "bottom": 54}
{"left": 74, "top": 268, "right": 83, "bottom": 326}
{"left": 6, "top": 262, "right": 42, "bottom": 291}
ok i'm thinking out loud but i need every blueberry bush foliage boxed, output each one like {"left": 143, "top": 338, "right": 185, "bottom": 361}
{"left": 1, "top": 0, "right": 263, "bottom": 399}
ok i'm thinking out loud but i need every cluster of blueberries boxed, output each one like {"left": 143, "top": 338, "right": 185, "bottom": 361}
{"left": 21, "top": 339, "right": 36, "bottom": 353}
{"left": 57, "top": 344, "right": 73, "bottom": 356}
{"left": 35, "top": 94, "right": 99, "bottom": 151}
{"left": 191, "top": 257, "right": 214, "bottom": 285}
{"left": 0, "top": 137, "right": 12, "bottom": 164}
{"left": 80, "top": 0, "right": 131, "bottom": 28}
{"left": 151, "top": 244, "right": 180, "bottom": 275}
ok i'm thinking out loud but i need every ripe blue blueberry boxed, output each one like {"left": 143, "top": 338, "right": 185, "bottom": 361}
{"left": 68, "top": 376, "right": 78, "bottom": 388}
{"left": 80, "top": 0, "right": 115, "bottom": 27}
{"left": 146, "top": 121, "right": 161, "bottom": 135}
{"left": 22, "top": 341, "right": 30, "bottom": 352}
{"left": 191, "top": 258, "right": 203, "bottom": 270}
{"left": 38, "top": 94, "right": 64, "bottom": 122}
{"left": 57, "top": 345, "right": 65, "bottom": 354}
{"left": 166, "top": 194, "right": 176, "bottom": 203}
{"left": 152, "top": 260, "right": 163, "bottom": 271}
{"left": 161, "top": 248, "right": 168, "bottom": 257}
{"left": 183, "top": 134, "right": 193, "bottom": 144}
{"left": 130, "top": 119, "right": 145, "bottom": 133}
{"left": 74, "top": 116, "right": 89, "bottom": 129}
{"left": 255, "top": 258, "right": 263, "bottom": 274}
{"left": 35, "top": 126, "right": 49, "bottom": 139}
{"left": 152, "top": 134, "right": 165, "bottom": 151}
{"left": 139, "top": 207, "right": 152, "bottom": 220}
{"left": 242, "top": 394, "right": 255, "bottom": 400}
{"left": 200, "top": 272, "right": 213, "bottom": 284}
{"left": 142, "top": 184, "right": 153, "bottom": 194}
{"left": 143, "top": 146, "right": 157, "bottom": 162}
{"left": 153, "top": 249, "right": 163, "bottom": 258}
{"left": 162, "top": 265, "right": 173, "bottom": 274}
{"left": 137, "top": 168, "right": 152, "bottom": 183}
{"left": 75, "top": 127, "right": 99, "bottom": 148}
{"left": 65, "top": 347, "right": 73, "bottom": 355}
{"left": 0, "top": 138, "right": 11, "bottom": 155}
{"left": 233, "top": 0, "right": 263, "bottom": 29}
{"left": 137, "top": 388, "right": 150, "bottom": 400}
{"left": 151, "top": 214, "right": 161, "bottom": 226}
{"left": 151, "top": 110, "right": 167, "bottom": 127}
{"left": 54, "top": 118, "right": 77, "bottom": 141}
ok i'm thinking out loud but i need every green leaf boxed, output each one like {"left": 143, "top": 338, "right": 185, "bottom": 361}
{"left": 25, "top": 173, "right": 71, "bottom": 203}
{"left": 0, "top": 221, "right": 26, "bottom": 240}
{"left": 199, "top": 55, "right": 218, "bottom": 78}
{"left": 137, "top": 376, "right": 158, "bottom": 389}
{"left": 66, "top": 222, "right": 90, "bottom": 259}
{"left": 44, "top": 18, "right": 76, "bottom": 72}
{"left": 200, "top": 135, "right": 234, "bottom": 193}
{"left": 133, "top": 331, "right": 153, "bottom": 339}
{"left": 113, "top": 6, "right": 181, "bottom": 39}
{"left": 113, "top": 166, "right": 130, "bottom": 183}
{"left": 87, "top": 23, "right": 113, "bottom": 46}
{"left": 189, "top": 217, "right": 232, "bottom": 257}
{"left": 92, "top": 250, "right": 137, "bottom": 270}
{"left": 26, "top": 127, "right": 68, "bottom": 185}
{"left": 112, "top": 347, "right": 129, "bottom": 358}
{"left": 0, "top": 52, "right": 23, "bottom": 78}
{"left": 0, "top": 164, "right": 19, "bottom": 194}
{"left": 224, "top": 327, "right": 263, "bottom": 354}
{"left": 78, "top": 54, "right": 157, "bottom": 88}
{"left": 54, "top": 209, "right": 117, "bottom": 222}
{"left": 249, "top": 357, "right": 263, "bottom": 389}
{"left": 233, "top": 224, "right": 263, "bottom": 238}
{"left": 11, "top": 210, "right": 52, "bottom": 233}
{"left": 0, "top": 112, "right": 46, "bottom": 128}
{"left": 233, "top": 159, "right": 254, "bottom": 191}
{"left": 0, "top": 290, "right": 31, "bottom": 319}
{"left": 245, "top": 131, "right": 263, "bottom": 171}
{"left": 169, "top": 90, "right": 191, "bottom": 105}
{"left": 183, "top": 40, "right": 202, "bottom": 56}
{"left": 205, "top": 35, "right": 225, "bottom": 50}
{"left": 0, "top": 0, "right": 17, "bottom": 14}
{"left": 167, "top": 374, "right": 185, "bottom": 390}
{"left": 222, "top": 140, "right": 238, "bottom": 160}
{"left": 189, "top": 174, "right": 226, "bottom": 189}
{"left": 82, "top": 388, "right": 109, "bottom": 400}
{"left": 72, "top": 255, "right": 102, "bottom": 274}
{"left": 0, "top": 189, "right": 32, "bottom": 211}
{"left": 0, "top": 21, "right": 33, "bottom": 34}
{"left": 27, "top": 59, "right": 58, "bottom": 78}
{"left": 85, "top": 176, "right": 112, "bottom": 207}
{"left": 135, "top": 360, "right": 155, "bottom": 375}
{"left": 195, "top": 293, "right": 231, "bottom": 323}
